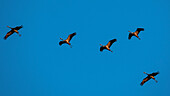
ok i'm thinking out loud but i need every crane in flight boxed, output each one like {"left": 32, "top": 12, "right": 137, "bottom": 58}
{"left": 140, "top": 71, "right": 159, "bottom": 86}
{"left": 4, "top": 25, "right": 23, "bottom": 40}
{"left": 100, "top": 39, "right": 117, "bottom": 52}
{"left": 128, "top": 28, "right": 144, "bottom": 40}
{"left": 59, "top": 32, "right": 76, "bottom": 48}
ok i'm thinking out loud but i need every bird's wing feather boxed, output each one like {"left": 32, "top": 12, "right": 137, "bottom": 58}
{"left": 135, "top": 28, "right": 144, "bottom": 35}
{"left": 4, "top": 31, "right": 14, "bottom": 40}
{"left": 107, "top": 39, "right": 117, "bottom": 48}
{"left": 100, "top": 46, "right": 105, "bottom": 51}
{"left": 128, "top": 33, "right": 133, "bottom": 40}
{"left": 59, "top": 41, "right": 66, "bottom": 45}
{"left": 14, "top": 25, "right": 23, "bottom": 30}
{"left": 66, "top": 32, "right": 76, "bottom": 42}
{"left": 140, "top": 76, "right": 151, "bottom": 86}
{"left": 151, "top": 72, "right": 159, "bottom": 76}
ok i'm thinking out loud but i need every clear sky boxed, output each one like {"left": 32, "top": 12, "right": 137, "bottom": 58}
{"left": 0, "top": 0, "right": 170, "bottom": 96}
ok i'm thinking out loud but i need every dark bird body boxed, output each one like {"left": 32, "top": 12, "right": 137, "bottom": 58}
{"left": 100, "top": 39, "right": 117, "bottom": 52}
{"left": 4, "top": 25, "right": 23, "bottom": 40}
{"left": 59, "top": 32, "right": 76, "bottom": 47}
{"left": 128, "top": 28, "right": 144, "bottom": 40}
{"left": 140, "top": 72, "right": 159, "bottom": 86}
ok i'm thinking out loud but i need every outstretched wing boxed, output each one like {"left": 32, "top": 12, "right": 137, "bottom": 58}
{"left": 100, "top": 46, "right": 105, "bottom": 52}
{"left": 4, "top": 31, "right": 14, "bottom": 40}
{"left": 59, "top": 41, "right": 66, "bottom": 46}
{"left": 128, "top": 33, "right": 133, "bottom": 40}
{"left": 66, "top": 32, "right": 76, "bottom": 42}
{"left": 14, "top": 25, "right": 23, "bottom": 30}
{"left": 135, "top": 28, "right": 144, "bottom": 35}
{"left": 140, "top": 76, "right": 151, "bottom": 86}
{"left": 151, "top": 72, "right": 159, "bottom": 76}
{"left": 106, "top": 39, "right": 117, "bottom": 48}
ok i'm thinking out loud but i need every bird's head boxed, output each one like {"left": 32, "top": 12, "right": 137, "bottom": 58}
{"left": 60, "top": 38, "right": 63, "bottom": 40}
{"left": 128, "top": 31, "right": 131, "bottom": 33}
{"left": 100, "top": 44, "right": 103, "bottom": 46}
{"left": 143, "top": 72, "right": 146, "bottom": 74}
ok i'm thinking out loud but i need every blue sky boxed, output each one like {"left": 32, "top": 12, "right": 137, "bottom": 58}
{"left": 0, "top": 0, "right": 170, "bottom": 96}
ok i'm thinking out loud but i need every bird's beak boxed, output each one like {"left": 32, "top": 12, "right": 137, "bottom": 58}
{"left": 100, "top": 44, "right": 102, "bottom": 46}
{"left": 128, "top": 31, "right": 131, "bottom": 32}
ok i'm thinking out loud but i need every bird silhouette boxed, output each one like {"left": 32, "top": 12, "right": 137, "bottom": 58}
{"left": 100, "top": 39, "right": 117, "bottom": 52}
{"left": 4, "top": 25, "right": 23, "bottom": 40}
{"left": 140, "top": 72, "right": 159, "bottom": 86}
{"left": 59, "top": 32, "right": 76, "bottom": 48}
{"left": 128, "top": 28, "right": 144, "bottom": 40}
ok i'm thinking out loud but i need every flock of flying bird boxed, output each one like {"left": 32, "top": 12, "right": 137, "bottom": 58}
{"left": 3, "top": 25, "right": 159, "bottom": 86}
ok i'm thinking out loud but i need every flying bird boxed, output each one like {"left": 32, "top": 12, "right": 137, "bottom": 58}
{"left": 128, "top": 28, "right": 144, "bottom": 40}
{"left": 4, "top": 25, "right": 23, "bottom": 40}
{"left": 100, "top": 39, "right": 117, "bottom": 52}
{"left": 59, "top": 32, "right": 76, "bottom": 48}
{"left": 140, "top": 72, "right": 159, "bottom": 86}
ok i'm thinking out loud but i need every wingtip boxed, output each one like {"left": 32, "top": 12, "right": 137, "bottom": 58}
{"left": 111, "top": 39, "right": 117, "bottom": 42}
{"left": 59, "top": 41, "right": 62, "bottom": 46}
{"left": 4, "top": 37, "right": 7, "bottom": 40}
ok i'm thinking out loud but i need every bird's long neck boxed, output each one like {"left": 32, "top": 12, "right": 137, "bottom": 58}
{"left": 143, "top": 72, "right": 149, "bottom": 75}
{"left": 128, "top": 31, "right": 132, "bottom": 33}
{"left": 7, "top": 26, "right": 12, "bottom": 29}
